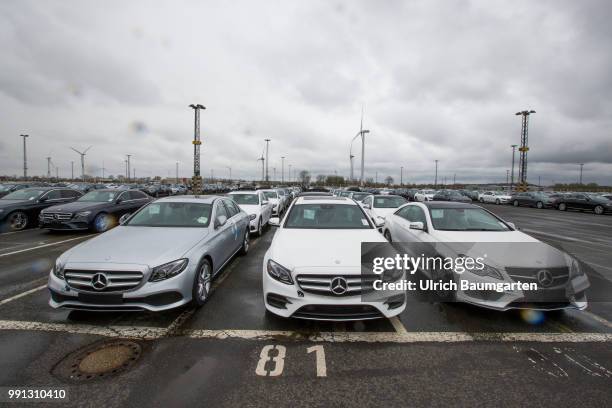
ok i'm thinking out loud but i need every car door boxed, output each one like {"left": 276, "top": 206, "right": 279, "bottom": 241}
{"left": 572, "top": 194, "right": 590, "bottom": 210}
{"left": 260, "top": 192, "right": 272, "bottom": 224}
{"left": 211, "top": 200, "right": 234, "bottom": 268}
{"left": 127, "top": 191, "right": 150, "bottom": 214}
{"left": 223, "top": 199, "right": 244, "bottom": 253}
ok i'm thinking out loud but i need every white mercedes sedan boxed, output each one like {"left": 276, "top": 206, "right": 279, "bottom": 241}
{"left": 382, "top": 201, "right": 590, "bottom": 311}
{"left": 228, "top": 190, "right": 272, "bottom": 236}
{"left": 263, "top": 196, "right": 406, "bottom": 320}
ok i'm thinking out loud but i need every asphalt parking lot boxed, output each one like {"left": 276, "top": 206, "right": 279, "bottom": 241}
{"left": 0, "top": 204, "right": 611, "bottom": 407}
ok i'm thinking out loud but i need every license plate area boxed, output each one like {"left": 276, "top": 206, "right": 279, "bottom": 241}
{"left": 77, "top": 293, "right": 123, "bottom": 304}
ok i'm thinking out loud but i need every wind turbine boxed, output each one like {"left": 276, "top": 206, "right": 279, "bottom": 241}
{"left": 70, "top": 146, "right": 92, "bottom": 181}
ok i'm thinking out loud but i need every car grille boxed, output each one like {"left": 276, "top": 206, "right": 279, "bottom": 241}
{"left": 506, "top": 267, "right": 569, "bottom": 287}
{"left": 42, "top": 212, "right": 73, "bottom": 220}
{"left": 292, "top": 304, "right": 383, "bottom": 320}
{"left": 64, "top": 269, "right": 144, "bottom": 293}
{"left": 296, "top": 274, "right": 377, "bottom": 297}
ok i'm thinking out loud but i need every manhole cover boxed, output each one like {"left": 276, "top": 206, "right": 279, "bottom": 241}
{"left": 52, "top": 340, "right": 142, "bottom": 382}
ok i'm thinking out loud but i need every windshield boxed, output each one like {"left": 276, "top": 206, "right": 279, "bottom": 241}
{"left": 285, "top": 204, "right": 372, "bottom": 229}
{"left": 263, "top": 191, "right": 277, "bottom": 199}
{"left": 79, "top": 191, "right": 118, "bottom": 202}
{"left": 422, "top": 190, "right": 435, "bottom": 194}
{"left": 1, "top": 189, "right": 45, "bottom": 200}
{"left": 429, "top": 208, "right": 510, "bottom": 231}
{"left": 0, "top": 185, "right": 13, "bottom": 192}
{"left": 231, "top": 194, "right": 259, "bottom": 205}
{"left": 351, "top": 193, "right": 369, "bottom": 201}
{"left": 126, "top": 202, "right": 212, "bottom": 227}
{"left": 373, "top": 196, "right": 407, "bottom": 208}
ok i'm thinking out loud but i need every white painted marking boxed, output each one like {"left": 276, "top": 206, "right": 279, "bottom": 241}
{"left": 389, "top": 317, "right": 408, "bottom": 335}
{"left": 0, "top": 285, "right": 46, "bottom": 306}
{"left": 0, "top": 235, "right": 94, "bottom": 258}
{"left": 307, "top": 345, "right": 327, "bottom": 377}
{"left": 0, "top": 320, "right": 611, "bottom": 343}
{"left": 256, "top": 344, "right": 286, "bottom": 376}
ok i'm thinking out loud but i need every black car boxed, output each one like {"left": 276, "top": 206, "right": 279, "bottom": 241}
{"left": 432, "top": 190, "right": 472, "bottom": 203}
{"left": 39, "top": 189, "right": 151, "bottom": 232}
{"left": 510, "top": 191, "right": 554, "bottom": 209}
{"left": 554, "top": 193, "right": 612, "bottom": 215}
{"left": 0, "top": 187, "right": 82, "bottom": 232}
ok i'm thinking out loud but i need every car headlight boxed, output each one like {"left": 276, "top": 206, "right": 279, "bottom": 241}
{"left": 267, "top": 259, "right": 293, "bottom": 284}
{"left": 249, "top": 214, "right": 257, "bottom": 220}
{"left": 569, "top": 257, "right": 584, "bottom": 277}
{"left": 53, "top": 259, "right": 65, "bottom": 280}
{"left": 149, "top": 258, "right": 189, "bottom": 282}
{"left": 470, "top": 264, "right": 503, "bottom": 280}
{"left": 75, "top": 211, "right": 91, "bottom": 217}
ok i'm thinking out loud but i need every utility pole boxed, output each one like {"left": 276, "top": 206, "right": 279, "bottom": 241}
{"left": 133, "top": 168, "right": 136, "bottom": 180}
{"left": 102, "top": 161, "right": 105, "bottom": 180}
{"left": 579, "top": 163, "right": 584, "bottom": 185}
{"left": 515, "top": 110, "right": 536, "bottom": 191}
{"left": 46, "top": 157, "right": 52, "bottom": 179}
{"left": 71, "top": 161, "right": 74, "bottom": 180}
{"left": 506, "top": 170, "right": 510, "bottom": 192}
{"left": 375, "top": 171, "right": 378, "bottom": 184}
{"left": 281, "top": 156, "right": 285, "bottom": 183}
{"left": 55, "top": 167, "right": 59, "bottom": 181}
{"left": 288, "top": 164, "right": 292, "bottom": 183}
{"left": 189, "top": 104, "right": 206, "bottom": 194}
{"left": 20, "top": 134, "right": 28, "bottom": 179}
{"left": 510, "top": 144, "right": 517, "bottom": 192}
{"left": 126, "top": 154, "right": 132, "bottom": 182}
{"left": 264, "top": 139, "right": 271, "bottom": 182}
{"left": 400, "top": 166, "right": 403, "bottom": 186}
{"left": 273, "top": 167, "right": 276, "bottom": 181}
{"left": 176, "top": 162, "right": 179, "bottom": 183}
{"left": 227, "top": 166, "right": 232, "bottom": 181}
{"left": 211, "top": 168, "right": 214, "bottom": 183}
{"left": 434, "top": 160, "right": 439, "bottom": 188}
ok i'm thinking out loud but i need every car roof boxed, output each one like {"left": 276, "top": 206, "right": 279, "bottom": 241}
{"left": 295, "top": 196, "right": 355, "bottom": 205}
{"left": 155, "top": 195, "right": 223, "bottom": 204}
{"left": 420, "top": 201, "right": 477, "bottom": 209}
{"left": 229, "top": 190, "right": 259, "bottom": 194}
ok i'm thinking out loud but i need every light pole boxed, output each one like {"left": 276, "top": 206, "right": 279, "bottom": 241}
{"left": 510, "top": 144, "right": 517, "bottom": 192}
{"left": 515, "top": 110, "right": 536, "bottom": 190}
{"left": 281, "top": 156, "right": 285, "bottom": 183}
{"left": 434, "top": 160, "right": 439, "bottom": 188}
{"left": 20, "top": 134, "right": 29, "bottom": 179}
{"left": 176, "top": 162, "right": 179, "bottom": 183}
{"left": 288, "top": 164, "right": 292, "bottom": 183}
{"left": 264, "top": 139, "right": 271, "bottom": 182}
{"left": 227, "top": 166, "right": 232, "bottom": 181}
{"left": 579, "top": 163, "right": 584, "bottom": 185}
{"left": 360, "top": 129, "right": 370, "bottom": 186}
{"left": 400, "top": 166, "right": 403, "bottom": 186}
{"left": 189, "top": 104, "right": 206, "bottom": 193}
{"left": 126, "top": 154, "right": 132, "bottom": 182}
{"left": 273, "top": 167, "right": 276, "bottom": 181}
{"left": 71, "top": 161, "right": 74, "bottom": 180}
{"left": 506, "top": 169, "right": 510, "bottom": 192}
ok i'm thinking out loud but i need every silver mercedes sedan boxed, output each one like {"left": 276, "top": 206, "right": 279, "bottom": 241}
{"left": 48, "top": 195, "right": 250, "bottom": 311}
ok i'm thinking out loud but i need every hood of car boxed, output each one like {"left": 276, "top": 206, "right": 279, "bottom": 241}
{"left": 43, "top": 201, "right": 108, "bottom": 213}
{"left": 268, "top": 228, "right": 386, "bottom": 271}
{"left": 430, "top": 229, "right": 539, "bottom": 243}
{"left": 63, "top": 226, "right": 209, "bottom": 266}
{"left": 371, "top": 207, "right": 397, "bottom": 219}
{"left": 237, "top": 204, "right": 261, "bottom": 215}
{"left": 0, "top": 199, "right": 31, "bottom": 208}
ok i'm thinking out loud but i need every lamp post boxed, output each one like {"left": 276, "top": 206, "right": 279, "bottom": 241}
{"left": 20, "top": 134, "right": 28, "bottom": 179}
{"left": 400, "top": 166, "right": 403, "bottom": 186}
{"left": 434, "top": 160, "right": 439, "bottom": 188}
{"left": 510, "top": 144, "right": 517, "bottom": 192}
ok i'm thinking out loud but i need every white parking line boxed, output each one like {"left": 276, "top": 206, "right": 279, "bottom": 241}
{"left": 389, "top": 316, "right": 408, "bottom": 335}
{"left": 0, "top": 285, "right": 46, "bottom": 306}
{"left": 0, "top": 319, "right": 610, "bottom": 343}
{"left": 0, "top": 235, "right": 94, "bottom": 258}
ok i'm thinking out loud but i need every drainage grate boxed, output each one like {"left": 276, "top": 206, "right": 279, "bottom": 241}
{"left": 52, "top": 340, "right": 142, "bottom": 382}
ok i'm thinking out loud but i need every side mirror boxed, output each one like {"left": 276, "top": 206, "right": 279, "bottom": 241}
{"left": 262, "top": 200, "right": 269, "bottom": 205}
{"left": 38, "top": 196, "right": 48, "bottom": 202}
{"left": 119, "top": 213, "right": 131, "bottom": 225}
{"left": 215, "top": 215, "right": 228, "bottom": 229}
{"left": 363, "top": 204, "right": 371, "bottom": 209}
{"left": 409, "top": 221, "right": 424, "bottom": 231}
{"left": 374, "top": 217, "right": 385, "bottom": 227}
{"left": 507, "top": 222, "right": 517, "bottom": 230}
{"left": 268, "top": 217, "right": 280, "bottom": 227}
{"left": 116, "top": 199, "right": 123, "bottom": 204}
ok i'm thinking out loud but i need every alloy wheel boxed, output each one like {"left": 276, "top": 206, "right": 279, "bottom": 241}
{"left": 594, "top": 205, "right": 604, "bottom": 215}
{"left": 197, "top": 262, "right": 212, "bottom": 302}
{"left": 9, "top": 212, "right": 28, "bottom": 231}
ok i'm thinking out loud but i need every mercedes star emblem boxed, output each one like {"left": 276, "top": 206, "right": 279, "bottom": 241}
{"left": 330, "top": 277, "right": 348, "bottom": 295}
{"left": 91, "top": 273, "right": 109, "bottom": 290}
{"left": 536, "top": 269, "right": 554, "bottom": 288}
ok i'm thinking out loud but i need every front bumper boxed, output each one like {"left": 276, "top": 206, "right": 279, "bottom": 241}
{"left": 47, "top": 266, "right": 194, "bottom": 312}
{"left": 263, "top": 273, "right": 406, "bottom": 320}
{"left": 39, "top": 218, "right": 90, "bottom": 231}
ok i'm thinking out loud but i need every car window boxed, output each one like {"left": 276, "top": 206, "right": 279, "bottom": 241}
{"left": 231, "top": 194, "right": 260, "bottom": 205}
{"left": 127, "top": 202, "right": 212, "bottom": 227}
{"left": 44, "top": 190, "right": 62, "bottom": 200}
{"left": 428, "top": 208, "right": 510, "bottom": 231}
{"left": 395, "top": 206, "right": 411, "bottom": 220}
{"left": 263, "top": 191, "right": 277, "bottom": 199}
{"left": 285, "top": 204, "right": 372, "bottom": 229}
{"left": 61, "top": 189, "right": 81, "bottom": 199}
{"left": 129, "top": 191, "right": 146, "bottom": 200}
{"left": 373, "top": 196, "right": 407, "bottom": 208}
{"left": 223, "top": 200, "right": 240, "bottom": 217}
{"left": 406, "top": 206, "right": 427, "bottom": 224}
{"left": 215, "top": 201, "right": 229, "bottom": 222}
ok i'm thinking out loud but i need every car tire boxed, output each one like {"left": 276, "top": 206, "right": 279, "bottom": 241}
{"left": 495, "top": 199, "right": 500, "bottom": 205}
{"left": 384, "top": 230, "right": 392, "bottom": 242}
{"left": 257, "top": 219, "right": 263, "bottom": 236}
{"left": 558, "top": 203, "right": 567, "bottom": 211}
{"left": 92, "top": 213, "right": 111, "bottom": 233}
{"left": 513, "top": 200, "right": 519, "bottom": 207}
{"left": 536, "top": 201, "right": 543, "bottom": 209}
{"left": 240, "top": 229, "right": 250, "bottom": 255}
{"left": 6, "top": 211, "right": 28, "bottom": 231}
{"left": 594, "top": 205, "right": 604, "bottom": 215}
{"left": 479, "top": 198, "right": 484, "bottom": 203}
{"left": 191, "top": 258, "right": 212, "bottom": 307}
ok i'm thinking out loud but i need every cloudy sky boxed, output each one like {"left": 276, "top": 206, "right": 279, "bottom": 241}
{"left": 1, "top": 0, "right": 611, "bottom": 185}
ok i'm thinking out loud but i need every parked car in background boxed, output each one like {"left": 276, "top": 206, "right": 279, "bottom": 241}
{"left": 228, "top": 190, "right": 273, "bottom": 236}
{"left": 602, "top": 194, "right": 612, "bottom": 201}
{"left": 39, "top": 189, "right": 151, "bottom": 232}
{"left": 0, "top": 183, "right": 35, "bottom": 198}
{"left": 432, "top": 190, "right": 472, "bottom": 203}
{"left": 480, "top": 191, "right": 512, "bottom": 205}
{"left": 414, "top": 189, "right": 436, "bottom": 202}
{"left": 48, "top": 196, "right": 251, "bottom": 311}
{"left": 260, "top": 189, "right": 283, "bottom": 216}
{"left": 0, "top": 187, "right": 82, "bottom": 232}
{"left": 361, "top": 194, "right": 408, "bottom": 227}
{"left": 350, "top": 192, "right": 371, "bottom": 203}
{"left": 511, "top": 192, "right": 554, "bottom": 209}
{"left": 554, "top": 193, "right": 612, "bottom": 215}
